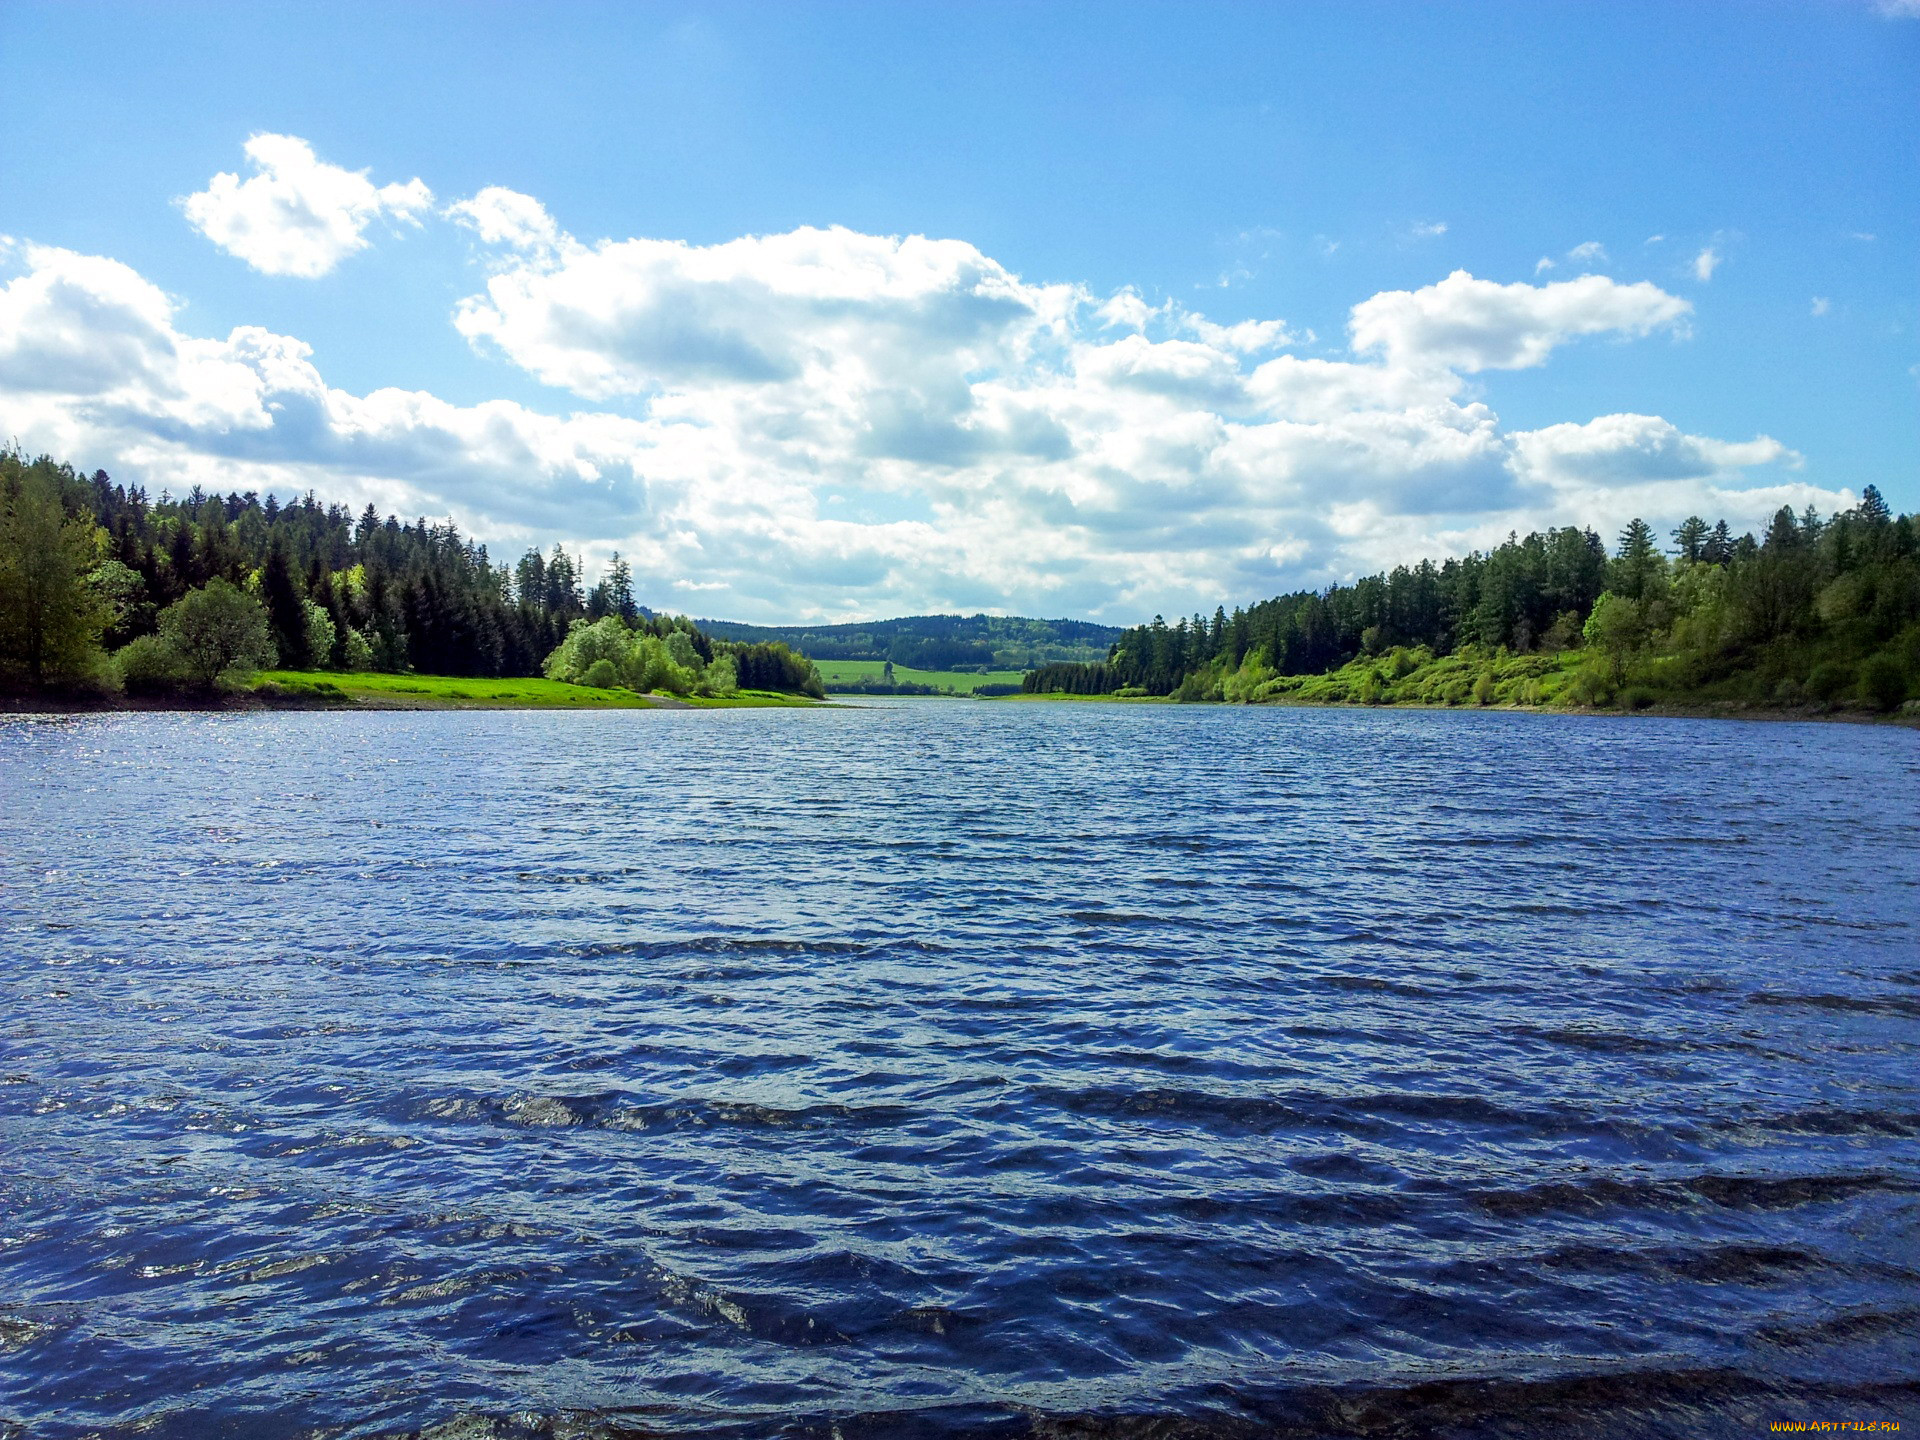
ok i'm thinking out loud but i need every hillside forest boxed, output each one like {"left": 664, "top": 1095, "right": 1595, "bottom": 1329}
{"left": 698, "top": 614, "right": 1120, "bottom": 669}
{"left": 1024, "top": 495, "right": 1920, "bottom": 714}
{"left": 0, "top": 452, "right": 822, "bottom": 700}
{"left": 6, "top": 446, "right": 1916, "bottom": 717}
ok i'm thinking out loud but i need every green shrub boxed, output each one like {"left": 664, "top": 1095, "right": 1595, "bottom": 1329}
{"left": 1561, "top": 667, "right": 1612, "bottom": 708}
{"left": 343, "top": 627, "right": 374, "bottom": 672}
{"left": 581, "top": 658, "right": 620, "bottom": 689}
{"left": 115, "top": 634, "right": 188, "bottom": 693}
{"left": 1859, "top": 653, "right": 1909, "bottom": 712}
{"left": 158, "top": 581, "right": 276, "bottom": 688}
{"left": 1805, "top": 662, "right": 1854, "bottom": 704}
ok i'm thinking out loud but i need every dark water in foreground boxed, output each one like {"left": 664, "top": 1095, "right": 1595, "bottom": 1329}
{"left": 2, "top": 703, "right": 1918, "bottom": 1439}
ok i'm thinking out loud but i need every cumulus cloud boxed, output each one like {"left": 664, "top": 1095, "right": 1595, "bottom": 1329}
{"left": 445, "top": 186, "right": 568, "bottom": 258}
{"left": 1180, "top": 313, "right": 1302, "bottom": 354}
{"left": 1811, "top": 296, "right": 1831, "bottom": 317}
{"left": 181, "top": 134, "right": 433, "bottom": 278}
{"left": 1095, "top": 288, "right": 1158, "bottom": 332}
{"left": 1693, "top": 246, "right": 1721, "bottom": 282}
{"left": 1510, "top": 413, "right": 1792, "bottom": 489}
{"left": 450, "top": 213, "right": 1075, "bottom": 407}
{"left": 1348, "top": 270, "right": 1692, "bottom": 373}
{"left": 0, "top": 225, "right": 1831, "bottom": 622}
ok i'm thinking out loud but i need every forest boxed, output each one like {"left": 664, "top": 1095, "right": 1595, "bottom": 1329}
{"left": 698, "top": 613, "right": 1121, "bottom": 669}
{"left": 7, "top": 443, "right": 1915, "bottom": 718}
{"left": 1024, "top": 494, "right": 1920, "bottom": 715}
{"left": 0, "top": 451, "right": 822, "bottom": 701}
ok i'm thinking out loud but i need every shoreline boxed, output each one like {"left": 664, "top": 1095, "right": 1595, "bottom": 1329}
{"left": 6, "top": 686, "right": 1915, "bottom": 727}
{"left": 994, "top": 690, "right": 1920, "bottom": 727}
{"left": 1, "top": 681, "right": 822, "bottom": 716}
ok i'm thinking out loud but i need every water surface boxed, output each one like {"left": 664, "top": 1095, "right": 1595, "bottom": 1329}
{"left": 2, "top": 703, "right": 1917, "bottom": 1437}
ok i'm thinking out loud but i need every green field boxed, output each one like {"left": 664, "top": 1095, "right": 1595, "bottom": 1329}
{"left": 252, "top": 671, "right": 815, "bottom": 709}
{"left": 812, "top": 659, "right": 1028, "bottom": 693}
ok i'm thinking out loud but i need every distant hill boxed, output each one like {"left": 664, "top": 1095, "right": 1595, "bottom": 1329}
{"left": 695, "top": 613, "right": 1123, "bottom": 670}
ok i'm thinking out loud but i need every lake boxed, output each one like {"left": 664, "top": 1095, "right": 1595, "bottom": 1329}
{"left": 2, "top": 702, "right": 1917, "bottom": 1438}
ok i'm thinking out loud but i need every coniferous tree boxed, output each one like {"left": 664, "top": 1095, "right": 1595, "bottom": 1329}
{"left": 260, "top": 536, "right": 309, "bottom": 668}
{"left": 1610, "top": 519, "right": 1665, "bottom": 600}
{"left": 1703, "top": 520, "right": 1735, "bottom": 565}
{"left": 1671, "top": 516, "right": 1710, "bottom": 563}
{"left": 608, "top": 552, "right": 637, "bottom": 623}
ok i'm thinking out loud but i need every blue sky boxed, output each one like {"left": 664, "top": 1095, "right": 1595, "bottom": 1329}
{"left": 1, "top": 1, "right": 1913, "bottom": 621}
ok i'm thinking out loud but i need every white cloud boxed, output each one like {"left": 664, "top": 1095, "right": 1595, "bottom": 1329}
{"left": 1409, "top": 220, "right": 1448, "bottom": 239}
{"left": 0, "top": 230, "right": 1828, "bottom": 622}
{"left": 181, "top": 134, "right": 432, "bottom": 278}
{"left": 1511, "top": 413, "right": 1793, "bottom": 489}
{"left": 1811, "top": 296, "right": 1831, "bottom": 316}
{"left": 1567, "top": 240, "right": 1609, "bottom": 266}
{"left": 1348, "top": 269, "right": 1692, "bottom": 373}
{"left": 1693, "top": 246, "right": 1721, "bottom": 282}
{"left": 1180, "top": 313, "right": 1301, "bottom": 354}
{"left": 1094, "top": 288, "right": 1158, "bottom": 332}
{"left": 1874, "top": 0, "right": 1920, "bottom": 17}
{"left": 450, "top": 215, "right": 1075, "bottom": 404}
{"left": 444, "top": 186, "right": 568, "bottom": 258}
{"left": 1534, "top": 257, "right": 1555, "bottom": 274}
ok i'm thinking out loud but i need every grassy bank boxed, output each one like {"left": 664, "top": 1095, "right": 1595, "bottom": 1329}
{"left": 1008, "top": 642, "right": 1920, "bottom": 723}
{"left": 1248, "top": 641, "right": 1920, "bottom": 720}
{"left": 250, "top": 671, "right": 820, "bottom": 709}
{"left": 813, "top": 659, "right": 1027, "bottom": 694}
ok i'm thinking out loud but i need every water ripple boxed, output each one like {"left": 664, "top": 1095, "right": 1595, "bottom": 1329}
{"left": 1, "top": 703, "right": 1916, "bottom": 1437}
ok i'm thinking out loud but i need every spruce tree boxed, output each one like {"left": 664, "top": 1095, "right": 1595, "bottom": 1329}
{"left": 1671, "top": 515, "right": 1710, "bottom": 563}
{"left": 1704, "top": 520, "right": 1734, "bottom": 565}
{"left": 608, "top": 553, "right": 637, "bottom": 622}
{"left": 261, "top": 536, "right": 310, "bottom": 668}
{"left": 1610, "top": 518, "right": 1664, "bottom": 600}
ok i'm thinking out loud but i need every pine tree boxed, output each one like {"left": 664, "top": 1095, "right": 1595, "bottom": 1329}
{"left": 1671, "top": 515, "right": 1710, "bottom": 563}
{"left": 514, "top": 548, "right": 546, "bottom": 608}
{"left": 1704, "top": 520, "right": 1734, "bottom": 565}
{"left": 1765, "top": 506, "right": 1800, "bottom": 551}
{"left": 261, "top": 536, "right": 310, "bottom": 668}
{"left": 544, "top": 545, "right": 581, "bottom": 613}
{"left": 1609, "top": 518, "right": 1665, "bottom": 600}
{"left": 608, "top": 553, "right": 637, "bottom": 622}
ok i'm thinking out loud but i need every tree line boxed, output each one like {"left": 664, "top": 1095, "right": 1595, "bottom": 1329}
{"left": 699, "top": 613, "right": 1121, "bottom": 669}
{"left": 1024, "top": 491, "right": 1920, "bottom": 713}
{"left": 0, "top": 452, "right": 821, "bottom": 699}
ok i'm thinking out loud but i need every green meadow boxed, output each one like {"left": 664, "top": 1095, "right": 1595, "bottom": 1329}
{"left": 250, "top": 671, "right": 816, "bottom": 709}
{"left": 813, "top": 659, "right": 1028, "bottom": 693}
